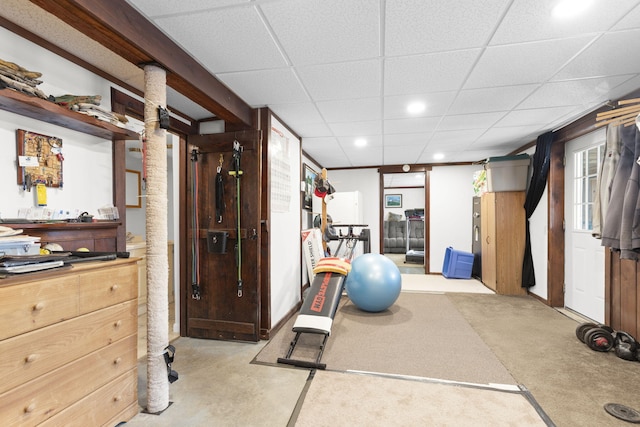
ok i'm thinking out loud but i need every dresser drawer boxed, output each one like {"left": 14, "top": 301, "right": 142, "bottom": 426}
{"left": 79, "top": 263, "right": 138, "bottom": 313}
{"left": 0, "top": 275, "right": 80, "bottom": 341}
{"left": 38, "top": 369, "right": 138, "bottom": 427}
{"left": 0, "top": 300, "right": 137, "bottom": 395}
{"left": 0, "top": 335, "right": 137, "bottom": 426}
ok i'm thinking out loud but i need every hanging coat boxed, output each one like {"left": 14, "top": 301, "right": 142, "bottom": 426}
{"left": 592, "top": 125, "right": 620, "bottom": 239}
{"left": 601, "top": 125, "right": 640, "bottom": 260}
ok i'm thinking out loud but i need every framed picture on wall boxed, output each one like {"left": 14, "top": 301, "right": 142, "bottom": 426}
{"left": 126, "top": 169, "right": 142, "bottom": 208}
{"left": 385, "top": 194, "right": 402, "bottom": 208}
{"left": 302, "top": 163, "right": 317, "bottom": 211}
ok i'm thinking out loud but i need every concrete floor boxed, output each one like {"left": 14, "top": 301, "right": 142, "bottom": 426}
{"left": 125, "top": 337, "right": 309, "bottom": 427}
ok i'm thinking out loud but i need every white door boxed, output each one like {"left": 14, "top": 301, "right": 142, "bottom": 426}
{"left": 564, "top": 129, "right": 606, "bottom": 322}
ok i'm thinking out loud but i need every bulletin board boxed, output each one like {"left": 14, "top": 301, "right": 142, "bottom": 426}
{"left": 16, "top": 129, "right": 63, "bottom": 188}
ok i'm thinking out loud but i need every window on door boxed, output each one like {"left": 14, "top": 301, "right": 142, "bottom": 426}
{"left": 573, "top": 144, "right": 604, "bottom": 231}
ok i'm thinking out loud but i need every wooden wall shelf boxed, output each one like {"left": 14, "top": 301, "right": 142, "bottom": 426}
{"left": 0, "top": 89, "right": 139, "bottom": 140}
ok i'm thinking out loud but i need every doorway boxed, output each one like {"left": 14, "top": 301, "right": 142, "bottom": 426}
{"left": 380, "top": 170, "right": 427, "bottom": 274}
{"left": 564, "top": 129, "right": 606, "bottom": 322}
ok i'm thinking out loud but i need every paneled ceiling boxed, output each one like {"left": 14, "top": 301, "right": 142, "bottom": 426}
{"left": 3, "top": 0, "right": 640, "bottom": 169}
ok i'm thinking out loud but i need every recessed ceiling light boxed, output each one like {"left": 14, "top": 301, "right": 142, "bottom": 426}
{"left": 354, "top": 138, "right": 367, "bottom": 147}
{"left": 407, "top": 101, "right": 426, "bottom": 115}
{"left": 433, "top": 153, "right": 445, "bottom": 160}
{"left": 552, "top": 0, "right": 593, "bottom": 19}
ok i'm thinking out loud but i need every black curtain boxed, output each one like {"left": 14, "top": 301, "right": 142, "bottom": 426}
{"left": 522, "top": 131, "right": 554, "bottom": 288}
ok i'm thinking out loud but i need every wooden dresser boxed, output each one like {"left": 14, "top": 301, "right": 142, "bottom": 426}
{"left": 0, "top": 258, "right": 139, "bottom": 426}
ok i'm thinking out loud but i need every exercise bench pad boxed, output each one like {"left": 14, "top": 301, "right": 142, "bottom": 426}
{"left": 293, "top": 271, "right": 345, "bottom": 335}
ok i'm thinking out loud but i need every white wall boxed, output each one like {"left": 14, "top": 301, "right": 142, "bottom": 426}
{"left": 0, "top": 27, "right": 117, "bottom": 219}
{"left": 430, "top": 165, "right": 479, "bottom": 273}
{"left": 519, "top": 146, "right": 548, "bottom": 300}
{"left": 324, "top": 168, "right": 380, "bottom": 253}
{"left": 383, "top": 187, "right": 424, "bottom": 220}
{"left": 269, "top": 116, "right": 302, "bottom": 326}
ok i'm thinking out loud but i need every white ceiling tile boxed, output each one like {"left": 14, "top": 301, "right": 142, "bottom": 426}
{"left": 308, "top": 150, "right": 353, "bottom": 168}
{"left": 18, "top": 0, "right": 640, "bottom": 169}
{"left": 491, "top": 0, "right": 640, "bottom": 45}
{"left": 383, "top": 145, "right": 425, "bottom": 165}
{"left": 466, "top": 36, "right": 595, "bottom": 89}
{"left": 316, "top": 98, "right": 382, "bottom": 123}
{"left": 295, "top": 123, "right": 334, "bottom": 138}
{"left": 437, "top": 112, "right": 507, "bottom": 131}
{"left": 328, "top": 120, "right": 382, "bottom": 137}
{"left": 417, "top": 149, "right": 461, "bottom": 164}
{"left": 260, "top": 0, "right": 380, "bottom": 66}
{"left": 383, "top": 92, "right": 457, "bottom": 119}
{"left": 519, "top": 76, "right": 636, "bottom": 109}
{"left": 126, "top": 0, "right": 249, "bottom": 17}
{"left": 302, "top": 137, "right": 344, "bottom": 165}
{"left": 449, "top": 85, "right": 539, "bottom": 114}
{"left": 153, "top": 6, "right": 286, "bottom": 73}
{"left": 473, "top": 125, "right": 542, "bottom": 147}
{"left": 303, "top": 136, "right": 340, "bottom": 147}
{"left": 384, "top": 117, "right": 441, "bottom": 135}
{"left": 452, "top": 149, "right": 507, "bottom": 163}
{"left": 297, "top": 59, "right": 382, "bottom": 101}
{"left": 612, "top": 4, "right": 640, "bottom": 30}
{"left": 344, "top": 146, "right": 383, "bottom": 166}
{"left": 604, "top": 74, "right": 640, "bottom": 101}
{"left": 496, "top": 106, "right": 580, "bottom": 127}
{"left": 428, "top": 129, "right": 487, "bottom": 149}
{"left": 553, "top": 29, "right": 640, "bottom": 80}
{"left": 338, "top": 135, "right": 383, "bottom": 148}
{"left": 269, "top": 103, "right": 324, "bottom": 124}
{"left": 384, "top": 133, "right": 432, "bottom": 147}
{"left": 217, "top": 69, "right": 309, "bottom": 105}
{"left": 384, "top": 49, "right": 481, "bottom": 95}
{"left": 385, "top": 0, "right": 511, "bottom": 55}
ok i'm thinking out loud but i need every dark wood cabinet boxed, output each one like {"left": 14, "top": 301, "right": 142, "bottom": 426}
{"left": 1, "top": 221, "right": 121, "bottom": 252}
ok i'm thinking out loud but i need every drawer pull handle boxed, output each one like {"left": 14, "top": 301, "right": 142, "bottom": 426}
{"left": 25, "top": 354, "right": 38, "bottom": 363}
{"left": 110, "top": 284, "right": 119, "bottom": 292}
{"left": 114, "top": 357, "right": 122, "bottom": 365}
{"left": 33, "top": 302, "right": 44, "bottom": 311}
{"left": 24, "top": 403, "right": 36, "bottom": 413}
{"left": 114, "top": 320, "right": 122, "bottom": 328}
{"left": 113, "top": 396, "right": 121, "bottom": 402}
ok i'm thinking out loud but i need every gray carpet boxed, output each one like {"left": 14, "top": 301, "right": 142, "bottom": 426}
{"left": 255, "top": 292, "right": 515, "bottom": 386}
{"left": 448, "top": 293, "right": 640, "bottom": 427}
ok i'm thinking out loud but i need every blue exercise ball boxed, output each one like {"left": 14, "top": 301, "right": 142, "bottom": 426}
{"left": 345, "top": 253, "right": 402, "bottom": 312}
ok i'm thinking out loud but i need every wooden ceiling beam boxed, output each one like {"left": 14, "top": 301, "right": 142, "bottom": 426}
{"left": 28, "top": 0, "right": 254, "bottom": 127}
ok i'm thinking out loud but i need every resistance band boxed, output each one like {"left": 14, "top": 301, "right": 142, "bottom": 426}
{"left": 215, "top": 154, "right": 225, "bottom": 223}
{"left": 229, "top": 141, "right": 243, "bottom": 297}
{"left": 191, "top": 149, "right": 201, "bottom": 300}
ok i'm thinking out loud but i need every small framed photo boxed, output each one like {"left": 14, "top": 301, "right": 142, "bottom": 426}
{"left": 126, "top": 169, "right": 142, "bottom": 208}
{"left": 302, "top": 163, "right": 318, "bottom": 211}
{"left": 385, "top": 194, "right": 402, "bottom": 208}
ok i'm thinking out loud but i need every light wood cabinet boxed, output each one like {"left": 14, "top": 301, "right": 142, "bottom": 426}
{"left": 0, "top": 259, "right": 139, "bottom": 426}
{"left": 480, "top": 191, "right": 527, "bottom": 295}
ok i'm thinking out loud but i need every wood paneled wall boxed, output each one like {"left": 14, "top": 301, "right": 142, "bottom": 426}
{"left": 606, "top": 249, "right": 640, "bottom": 339}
